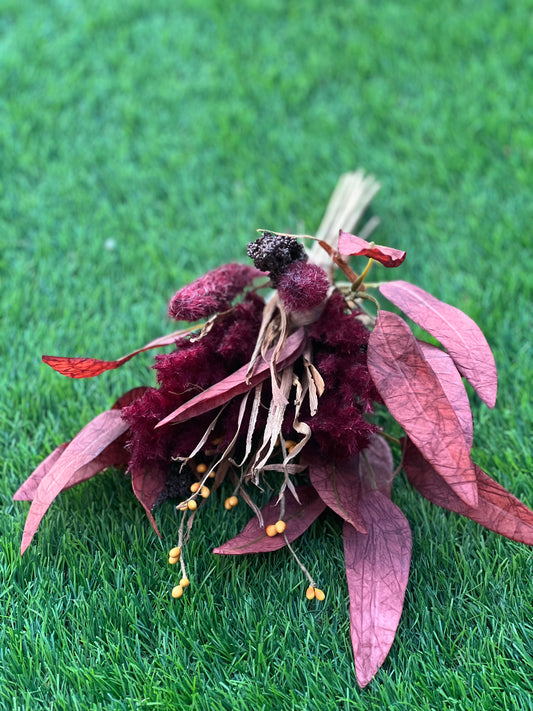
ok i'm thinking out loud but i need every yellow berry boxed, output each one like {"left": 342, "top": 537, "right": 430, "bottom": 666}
{"left": 224, "top": 498, "right": 233, "bottom": 510}
{"left": 168, "top": 555, "right": 179, "bottom": 565}
{"left": 171, "top": 585, "right": 184, "bottom": 599}
{"left": 196, "top": 463, "right": 208, "bottom": 474}
{"left": 314, "top": 588, "right": 325, "bottom": 601}
{"left": 275, "top": 520, "right": 286, "bottom": 534}
{"left": 200, "top": 485, "right": 210, "bottom": 498}
{"left": 208, "top": 470, "right": 216, "bottom": 479}
{"left": 179, "top": 577, "right": 190, "bottom": 588}
{"left": 169, "top": 547, "right": 181, "bottom": 558}
{"left": 190, "top": 482, "right": 201, "bottom": 493}
{"left": 228, "top": 495, "right": 239, "bottom": 507}
{"left": 266, "top": 524, "right": 278, "bottom": 537}
{"left": 285, "top": 439, "right": 297, "bottom": 452}
{"left": 188, "top": 500, "right": 197, "bottom": 511}
{"left": 305, "top": 587, "right": 316, "bottom": 600}
{"left": 177, "top": 503, "right": 188, "bottom": 511}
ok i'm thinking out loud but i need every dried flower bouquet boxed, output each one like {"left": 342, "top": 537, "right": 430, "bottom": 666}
{"left": 15, "top": 172, "right": 533, "bottom": 687}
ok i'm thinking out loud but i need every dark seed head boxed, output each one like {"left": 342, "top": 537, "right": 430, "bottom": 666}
{"left": 247, "top": 232, "right": 307, "bottom": 283}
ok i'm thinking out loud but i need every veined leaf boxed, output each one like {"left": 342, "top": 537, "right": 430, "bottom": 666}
{"left": 359, "top": 434, "right": 395, "bottom": 497}
{"left": 131, "top": 465, "right": 167, "bottom": 538}
{"left": 417, "top": 341, "right": 473, "bottom": 450}
{"left": 42, "top": 328, "right": 196, "bottom": 378}
{"left": 379, "top": 280, "right": 497, "bottom": 408}
{"left": 13, "top": 443, "right": 68, "bottom": 502}
{"left": 20, "top": 410, "right": 129, "bottom": 554}
{"left": 213, "top": 485, "right": 326, "bottom": 554}
{"left": 307, "top": 453, "right": 367, "bottom": 533}
{"left": 156, "top": 328, "right": 306, "bottom": 428}
{"left": 367, "top": 311, "right": 478, "bottom": 506}
{"left": 403, "top": 438, "right": 533, "bottom": 545}
{"left": 338, "top": 231, "right": 406, "bottom": 268}
{"left": 343, "top": 490, "right": 411, "bottom": 688}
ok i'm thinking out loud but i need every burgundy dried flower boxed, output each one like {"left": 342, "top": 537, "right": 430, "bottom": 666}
{"left": 277, "top": 261, "right": 330, "bottom": 312}
{"left": 168, "top": 262, "right": 262, "bottom": 321}
{"left": 246, "top": 231, "right": 307, "bottom": 283}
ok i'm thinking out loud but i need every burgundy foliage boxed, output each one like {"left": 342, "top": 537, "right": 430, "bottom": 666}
{"left": 379, "top": 280, "right": 498, "bottom": 408}
{"left": 20, "top": 410, "right": 130, "bottom": 554}
{"left": 367, "top": 311, "right": 478, "bottom": 507}
{"left": 213, "top": 486, "right": 326, "bottom": 554}
{"left": 338, "top": 230, "right": 406, "bottom": 267}
{"left": 403, "top": 438, "right": 533, "bottom": 545}
{"left": 343, "top": 491, "right": 412, "bottom": 688}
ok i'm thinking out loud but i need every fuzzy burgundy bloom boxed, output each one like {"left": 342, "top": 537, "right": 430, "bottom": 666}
{"left": 168, "top": 263, "right": 263, "bottom": 321}
{"left": 277, "top": 261, "right": 330, "bottom": 312}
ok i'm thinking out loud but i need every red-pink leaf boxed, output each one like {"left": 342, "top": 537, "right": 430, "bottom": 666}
{"left": 379, "top": 280, "right": 497, "bottom": 408}
{"left": 131, "top": 465, "right": 167, "bottom": 538}
{"left": 359, "top": 434, "right": 395, "bottom": 498}
{"left": 14, "top": 387, "right": 145, "bottom": 502}
{"left": 307, "top": 453, "right": 367, "bottom": 533}
{"left": 156, "top": 328, "right": 306, "bottom": 428}
{"left": 13, "top": 438, "right": 130, "bottom": 502}
{"left": 20, "top": 410, "right": 129, "bottom": 554}
{"left": 13, "top": 443, "right": 69, "bottom": 501}
{"left": 417, "top": 341, "right": 473, "bottom": 450}
{"left": 213, "top": 486, "right": 326, "bottom": 554}
{"left": 367, "top": 311, "right": 478, "bottom": 506}
{"left": 42, "top": 329, "right": 193, "bottom": 379}
{"left": 403, "top": 438, "right": 533, "bottom": 545}
{"left": 343, "top": 490, "right": 412, "bottom": 688}
{"left": 338, "top": 231, "right": 406, "bottom": 268}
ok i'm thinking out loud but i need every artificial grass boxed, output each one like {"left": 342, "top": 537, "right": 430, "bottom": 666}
{"left": 2, "top": 0, "right": 532, "bottom": 708}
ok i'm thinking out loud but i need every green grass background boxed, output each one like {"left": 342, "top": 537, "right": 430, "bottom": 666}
{"left": 2, "top": 0, "right": 532, "bottom": 708}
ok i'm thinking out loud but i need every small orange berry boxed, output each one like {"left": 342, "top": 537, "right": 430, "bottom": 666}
{"left": 200, "top": 485, "right": 210, "bottom": 498}
{"left": 305, "top": 587, "right": 316, "bottom": 600}
{"left": 188, "top": 500, "right": 197, "bottom": 511}
{"left": 169, "top": 547, "right": 181, "bottom": 558}
{"left": 208, "top": 470, "right": 216, "bottom": 478}
{"left": 190, "top": 482, "right": 201, "bottom": 493}
{"left": 177, "top": 503, "right": 188, "bottom": 511}
{"left": 171, "top": 585, "right": 184, "bottom": 599}
{"left": 196, "top": 463, "right": 208, "bottom": 474}
{"left": 224, "top": 498, "right": 233, "bottom": 510}
{"left": 179, "top": 577, "right": 190, "bottom": 588}
{"left": 274, "top": 520, "right": 286, "bottom": 534}
{"left": 285, "top": 440, "right": 297, "bottom": 452}
{"left": 266, "top": 524, "right": 278, "bottom": 537}
{"left": 228, "top": 495, "right": 239, "bottom": 507}
{"left": 168, "top": 555, "right": 179, "bottom": 565}
{"left": 314, "top": 588, "right": 325, "bottom": 601}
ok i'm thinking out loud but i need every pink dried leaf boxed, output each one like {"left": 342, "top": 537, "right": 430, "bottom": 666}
{"left": 168, "top": 263, "right": 264, "bottom": 321}
{"left": 156, "top": 328, "right": 306, "bottom": 428}
{"left": 403, "top": 438, "right": 533, "bottom": 545}
{"left": 367, "top": 311, "right": 478, "bottom": 507}
{"left": 42, "top": 329, "right": 194, "bottom": 379}
{"left": 20, "top": 410, "right": 129, "bottom": 554}
{"left": 379, "top": 280, "right": 497, "bottom": 408}
{"left": 343, "top": 490, "right": 412, "bottom": 688}
{"left": 417, "top": 341, "right": 473, "bottom": 450}
{"left": 14, "top": 387, "right": 144, "bottom": 502}
{"left": 13, "top": 443, "right": 69, "bottom": 502}
{"left": 213, "top": 485, "right": 326, "bottom": 554}
{"left": 130, "top": 466, "right": 167, "bottom": 538}
{"left": 338, "top": 230, "right": 406, "bottom": 268}
{"left": 359, "top": 434, "right": 395, "bottom": 498}
{"left": 307, "top": 453, "right": 367, "bottom": 533}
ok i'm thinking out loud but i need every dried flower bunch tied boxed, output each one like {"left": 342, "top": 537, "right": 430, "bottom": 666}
{"left": 15, "top": 172, "right": 533, "bottom": 687}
